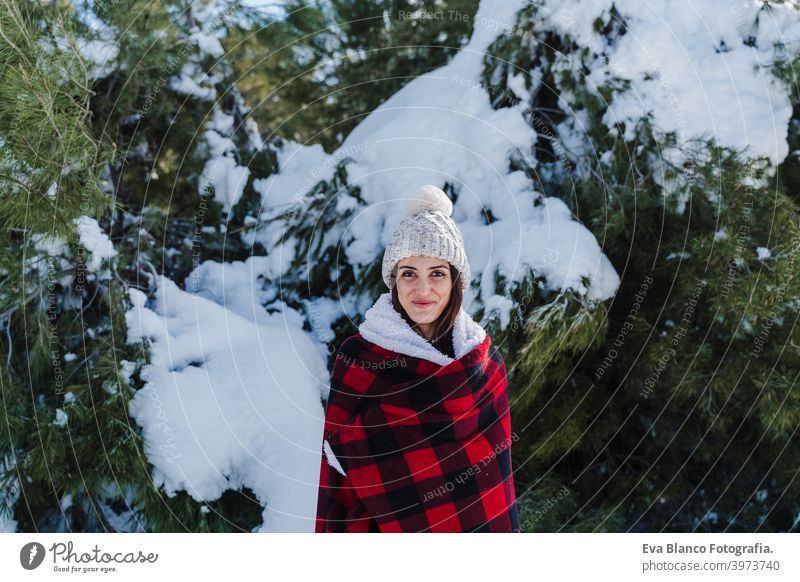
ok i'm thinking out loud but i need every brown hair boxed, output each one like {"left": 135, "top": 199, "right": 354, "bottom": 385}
{"left": 390, "top": 264, "right": 463, "bottom": 358}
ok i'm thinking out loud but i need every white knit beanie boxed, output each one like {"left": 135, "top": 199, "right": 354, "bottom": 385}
{"left": 382, "top": 185, "right": 471, "bottom": 291}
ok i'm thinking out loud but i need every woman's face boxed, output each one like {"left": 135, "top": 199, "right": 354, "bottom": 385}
{"left": 395, "top": 255, "right": 453, "bottom": 329}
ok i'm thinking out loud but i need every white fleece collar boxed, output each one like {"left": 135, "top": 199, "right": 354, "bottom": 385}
{"left": 358, "top": 292, "right": 487, "bottom": 366}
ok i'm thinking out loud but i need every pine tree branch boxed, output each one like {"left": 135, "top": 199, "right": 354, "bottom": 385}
{"left": 58, "top": 17, "right": 91, "bottom": 96}
{"left": 0, "top": 266, "right": 80, "bottom": 324}
{"left": 0, "top": 287, "right": 39, "bottom": 323}
{"left": 0, "top": 172, "right": 33, "bottom": 193}
{"left": 0, "top": 1, "right": 33, "bottom": 67}
{"left": 5, "top": 315, "right": 12, "bottom": 368}
{"left": 18, "top": 63, "right": 64, "bottom": 142}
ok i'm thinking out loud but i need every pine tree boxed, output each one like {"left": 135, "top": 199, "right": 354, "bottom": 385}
{"left": 256, "top": 1, "right": 800, "bottom": 532}
{"left": 225, "top": 0, "right": 480, "bottom": 151}
{"left": 0, "top": 0, "right": 141, "bottom": 532}
{"left": 0, "top": 0, "right": 486, "bottom": 533}
{"left": 482, "top": 2, "right": 800, "bottom": 532}
{"left": 0, "top": 0, "right": 272, "bottom": 532}
{"left": 4, "top": 0, "right": 799, "bottom": 534}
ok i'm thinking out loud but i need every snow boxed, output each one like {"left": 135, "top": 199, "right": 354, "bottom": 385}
{"left": 302, "top": 296, "right": 342, "bottom": 345}
{"left": 53, "top": 409, "right": 68, "bottom": 427}
{"left": 483, "top": 294, "right": 516, "bottom": 329}
{"left": 0, "top": 454, "right": 19, "bottom": 532}
{"left": 190, "top": 28, "right": 225, "bottom": 58}
{"left": 53, "top": 26, "right": 118, "bottom": 80}
{"left": 252, "top": 141, "right": 336, "bottom": 215}
{"left": 666, "top": 252, "right": 691, "bottom": 261}
{"left": 32, "top": 233, "right": 69, "bottom": 257}
{"left": 124, "top": 275, "right": 328, "bottom": 532}
{"left": 17, "top": 0, "right": 793, "bottom": 534}
{"left": 74, "top": 216, "right": 118, "bottom": 280}
{"left": 703, "top": 510, "right": 719, "bottom": 525}
{"left": 119, "top": 360, "right": 136, "bottom": 384}
{"left": 168, "top": 62, "right": 219, "bottom": 101}
{"left": 244, "top": 117, "right": 264, "bottom": 152}
{"left": 98, "top": 481, "right": 145, "bottom": 532}
{"left": 199, "top": 109, "right": 253, "bottom": 212}
{"left": 206, "top": 111, "right": 236, "bottom": 154}
{"left": 198, "top": 155, "right": 251, "bottom": 213}
{"left": 79, "top": 38, "right": 118, "bottom": 78}
{"left": 254, "top": 0, "right": 622, "bottom": 327}
{"left": 125, "top": 289, "right": 165, "bottom": 342}
{"left": 249, "top": 0, "right": 800, "bottom": 330}
{"left": 538, "top": 0, "right": 800, "bottom": 166}
{"left": 29, "top": 233, "right": 74, "bottom": 286}
{"left": 242, "top": 0, "right": 285, "bottom": 17}
{"left": 506, "top": 71, "right": 530, "bottom": 100}
{"left": 186, "top": 256, "right": 276, "bottom": 325}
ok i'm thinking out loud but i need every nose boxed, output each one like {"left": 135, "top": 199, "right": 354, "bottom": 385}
{"left": 414, "top": 275, "right": 432, "bottom": 295}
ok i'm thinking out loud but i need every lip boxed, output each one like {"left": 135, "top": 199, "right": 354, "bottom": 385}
{"left": 412, "top": 300, "right": 434, "bottom": 307}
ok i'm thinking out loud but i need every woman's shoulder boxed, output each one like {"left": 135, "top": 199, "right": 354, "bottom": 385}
{"left": 485, "top": 337, "right": 507, "bottom": 367}
{"left": 331, "top": 332, "right": 372, "bottom": 360}
{"left": 340, "top": 331, "right": 366, "bottom": 347}
{"left": 332, "top": 331, "right": 405, "bottom": 364}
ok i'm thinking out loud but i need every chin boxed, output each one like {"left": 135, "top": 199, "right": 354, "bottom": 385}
{"left": 411, "top": 308, "right": 440, "bottom": 322}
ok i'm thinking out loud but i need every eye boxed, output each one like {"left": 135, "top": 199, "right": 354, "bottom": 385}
{"left": 401, "top": 270, "right": 416, "bottom": 277}
{"left": 432, "top": 270, "right": 446, "bottom": 277}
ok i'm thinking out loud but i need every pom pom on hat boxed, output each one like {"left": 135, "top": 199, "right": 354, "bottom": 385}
{"left": 404, "top": 184, "right": 453, "bottom": 217}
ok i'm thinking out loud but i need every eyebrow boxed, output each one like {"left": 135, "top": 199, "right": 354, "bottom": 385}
{"left": 397, "top": 264, "right": 448, "bottom": 270}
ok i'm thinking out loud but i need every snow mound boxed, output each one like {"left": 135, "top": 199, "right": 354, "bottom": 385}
{"left": 125, "top": 276, "right": 328, "bottom": 532}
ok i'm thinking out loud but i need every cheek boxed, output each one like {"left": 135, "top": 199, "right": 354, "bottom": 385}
{"left": 434, "top": 278, "right": 452, "bottom": 293}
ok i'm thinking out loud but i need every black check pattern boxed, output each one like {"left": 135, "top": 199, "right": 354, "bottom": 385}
{"left": 315, "top": 332, "right": 521, "bottom": 532}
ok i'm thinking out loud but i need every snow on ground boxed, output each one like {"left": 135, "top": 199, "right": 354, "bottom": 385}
{"left": 124, "top": 273, "right": 328, "bottom": 532}
{"left": 253, "top": 0, "right": 622, "bottom": 326}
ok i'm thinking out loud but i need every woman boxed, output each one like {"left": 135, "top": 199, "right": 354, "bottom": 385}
{"left": 315, "top": 184, "right": 521, "bottom": 533}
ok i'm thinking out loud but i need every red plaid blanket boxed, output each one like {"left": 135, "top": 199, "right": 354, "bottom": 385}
{"left": 315, "top": 332, "right": 521, "bottom": 532}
